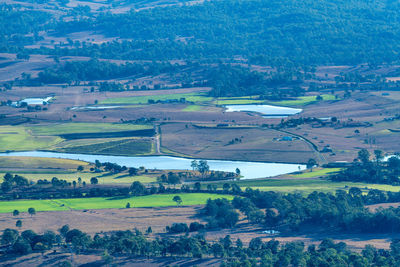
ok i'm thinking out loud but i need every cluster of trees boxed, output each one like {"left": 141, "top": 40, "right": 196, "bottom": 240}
{"left": 331, "top": 149, "right": 400, "bottom": 184}
{"left": 5, "top": 225, "right": 400, "bottom": 266}
{"left": 239, "top": 187, "right": 400, "bottom": 233}
{"left": 0, "top": 4, "right": 49, "bottom": 48}
{"left": 166, "top": 222, "right": 205, "bottom": 234}
{"left": 1, "top": 173, "right": 29, "bottom": 192}
{"left": 207, "top": 65, "right": 302, "bottom": 98}
{"left": 202, "top": 198, "right": 239, "bottom": 228}
{"left": 34, "top": 60, "right": 184, "bottom": 84}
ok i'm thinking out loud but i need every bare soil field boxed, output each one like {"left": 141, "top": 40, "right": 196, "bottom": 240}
{"left": 0, "top": 206, "right": 204, "bottom": 235}
{"left": 367, "top": 202, "right": 400, "bottom": 212}
{"left": 161, "top": 123, "right": 317, "bottom": 163}
{"left": 289, "top": 91, "right": 400, "bottom": 161}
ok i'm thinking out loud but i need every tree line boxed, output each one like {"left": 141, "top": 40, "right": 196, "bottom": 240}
{"left": 3, "top": 225, "right": 400, "bottom": 266}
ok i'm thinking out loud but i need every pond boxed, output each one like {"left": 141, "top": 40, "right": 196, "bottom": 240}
{"left": 0, "top": 151, "right": 306, "bottom": 180}
{"left": 20, "top": 97, "right": 52, "bottom": 105}
{"left": 225, "top": 104, "right": 302, "bottom": 117}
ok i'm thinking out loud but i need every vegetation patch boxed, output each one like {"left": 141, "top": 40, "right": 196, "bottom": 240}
{"left": 0, "top": 126, "right": 61, "bottom": 151}
{"left": 100, "top": 92, "right": 212, "bottom": 105}
{"left": 269, "top": 94, "right": 337, "bottom": 107}
{"left": 58, "top": 138, "right": 153, "bottom": 156}
{"left": 0, "top": 193, "right": 234, "bottom": 213}
{"left": 29, "top": 123, "right": 152, "bottom": 136}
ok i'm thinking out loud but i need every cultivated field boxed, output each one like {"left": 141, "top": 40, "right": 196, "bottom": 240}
{"left": 0, "top": 193, "right": 234, "bottom": 213}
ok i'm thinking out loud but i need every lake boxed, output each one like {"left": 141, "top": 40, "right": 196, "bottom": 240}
{"left": 0, "top": 151, "right": 306, "bottom": 180}
{"left": 225, "top": 104, "right": 302, "bottom": 117}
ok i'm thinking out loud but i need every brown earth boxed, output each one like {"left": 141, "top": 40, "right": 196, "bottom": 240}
{"left": 161, "top": 123, "right": 316, "bottom": 163}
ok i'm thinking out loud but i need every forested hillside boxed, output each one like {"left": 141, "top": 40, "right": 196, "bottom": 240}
{"left": 48, "top": 0, "right": 400, "bottom": 64}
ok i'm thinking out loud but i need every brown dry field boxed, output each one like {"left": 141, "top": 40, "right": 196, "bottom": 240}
{"left": 289, "top": 91, "right": 400, "bottom": 161}
{"left": 161, "top": 123, "right": 316, "bottom": 163}
{"left": 0, "top": 206, "right": 204, "bottom": 235}
{"left": 0, "top": 206, "right": 397, "bottom": 252}
{"left": 367, "top": 202, "right": 400, "bottom": 212}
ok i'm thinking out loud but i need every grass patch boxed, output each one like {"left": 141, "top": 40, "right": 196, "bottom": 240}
{"left": 0, "top": 126, "right": 61, "bottom": 152}
{"left": 29, "top": 123, "right": 152, "bottom": 136}
{"left": 101, "top": 93, "right": 212, "bottom": 105}
{"left": 0, "top": 193, "right": 234, "bottom": 213}
{"left": 214, "top": 99, "right": 265, "bottom": 105}
{"left": 0, "top": 157, "right": 88, "bottom": 170}
{"left": 207, "top": 177, "right": 400, "bottom": 194}
{"left": 269, "top": 94, "right": 337, "bottom": 107}
{"left": 58, "top": 138, "right": 153, "bottom": 156}
{"left": 0, "top": 172, "right": 158, "bottom": 184}
{"left": 289, "top": 168, "right": 341, "bottom": 178}
{"left": 182, "top": 105, "right": 204, "bottom": 111}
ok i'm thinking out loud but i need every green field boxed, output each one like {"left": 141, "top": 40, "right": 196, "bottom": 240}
{"left": 0, "top": 123, "right": 154, "bottom": 155}
{"left": 0, "top": 193, "right": 234, "bottom": 213}
{"left": 207, "top": 177, "right": 400, "bottom": 194}
{"left": 29, "top": 123, "right": 152, "bottom": 136}
{"left": 58, "top": 138, "right": 153, "bottom": 156}
{"left": 289, "top": 168, "right": 341, "bottom": 178}
{"left": 182, "top": 105, "right": 204, "bottom": 111}
{"left": 0, "top": 126, "right": 61, "bottom": 151}
{"left": 269, "top": 94, "right": 337, "bottom": 107}
{"left": 101, "top": 93, "right": 212, "bottom": 105}
{"left": 0, "top": 171, "right": 158, "bottom": 184}
{"left": 0, "top": 156, "right": 89, "bottom": 170}
{"left": 214, "top": 99, "right": 265, "bottom": 105}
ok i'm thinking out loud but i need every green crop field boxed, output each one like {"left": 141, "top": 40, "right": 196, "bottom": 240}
{"left": 0, "top": 126, "right": 61, "bottom": 151}
{"left": 289, "top": 168, "right": 342, "bottom": 178}
{"left": 182, "top": 105, "right": 204, "bottom": 111}
{"left": 214, "top": 99, "right": 265, "bottom": 105}
{"left": 0, "top": 171, "right": 158, "bottom": 184}
{"left": 207, "top": 177, "right": 400, "bottom": 194}
{"left": 58, "top": 138, "right": 153, "bottom": 156}
{"left": 269, "top": 94, "right": 337, "bottom": 107}
{"left": 0, "top": 156, "right": 89, "bottom": 170}
{"left": 101, "top": 93, "right": 212, "bottom": 105}
{"left": 29, "top": 123, "right": 152, "bottom": 136}
{"left": 0, "top": 193, "right": 234, "bottom": 213}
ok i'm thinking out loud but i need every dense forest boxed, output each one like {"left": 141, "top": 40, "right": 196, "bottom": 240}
{"left": 48, "top": 0, "right": 400, "bottom": 64}
{"left": 2, "top": 1, "right": 400, "bottom": 65}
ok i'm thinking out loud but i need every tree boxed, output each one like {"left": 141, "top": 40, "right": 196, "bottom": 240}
{"left": 194, "top": 182, "right": 201, "bottom": 191}
{"left": 16, "top": 220, "right": 22, "bottom": 228}
{"left": 12, "top": 237, "right": 32, "bottom": 255}
{"left": 146, "top": 226, "right": 152, "bottom": 234}
{"left": 13, "top": 210, "right": 19, "bottom": 216}
{"left": 191, "top": 160, "right": 198, "bottom": 171}
{"left": 198, "top": 160, "right": 210, "bottom": 177}
{"left": 90, "top": 177, "right": 98, "bottom": 185}
{"left": 126, "top": 202, "right": 131, "bottom": 208}
{"left": 77, "top": 166, "right": 84, "bottom": 172}
{"left": 28, "top": 207, "right": 36, "bottom": 217}
{"left": 306, "top": 158, "right": 317, "bottom": 170}
{"left": 128, "top": 167, "right": 138, "bottom": 176}
{"left": 173, "top": 195, "right": 182, "bottom": 206}
{"left": 1, "top": 228, "right": 18, "bottom": 245}
{"left": 358, "top": 149, "right": 370, "bottom": 164}
{"left": 235, "top": 168, "right": 241, "bottom": 176}
{"left": 130, "top": 181, "right": 146, "bottom": 196}
{"left": 59, "top": 225, "right": 70, "bottom": 238}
